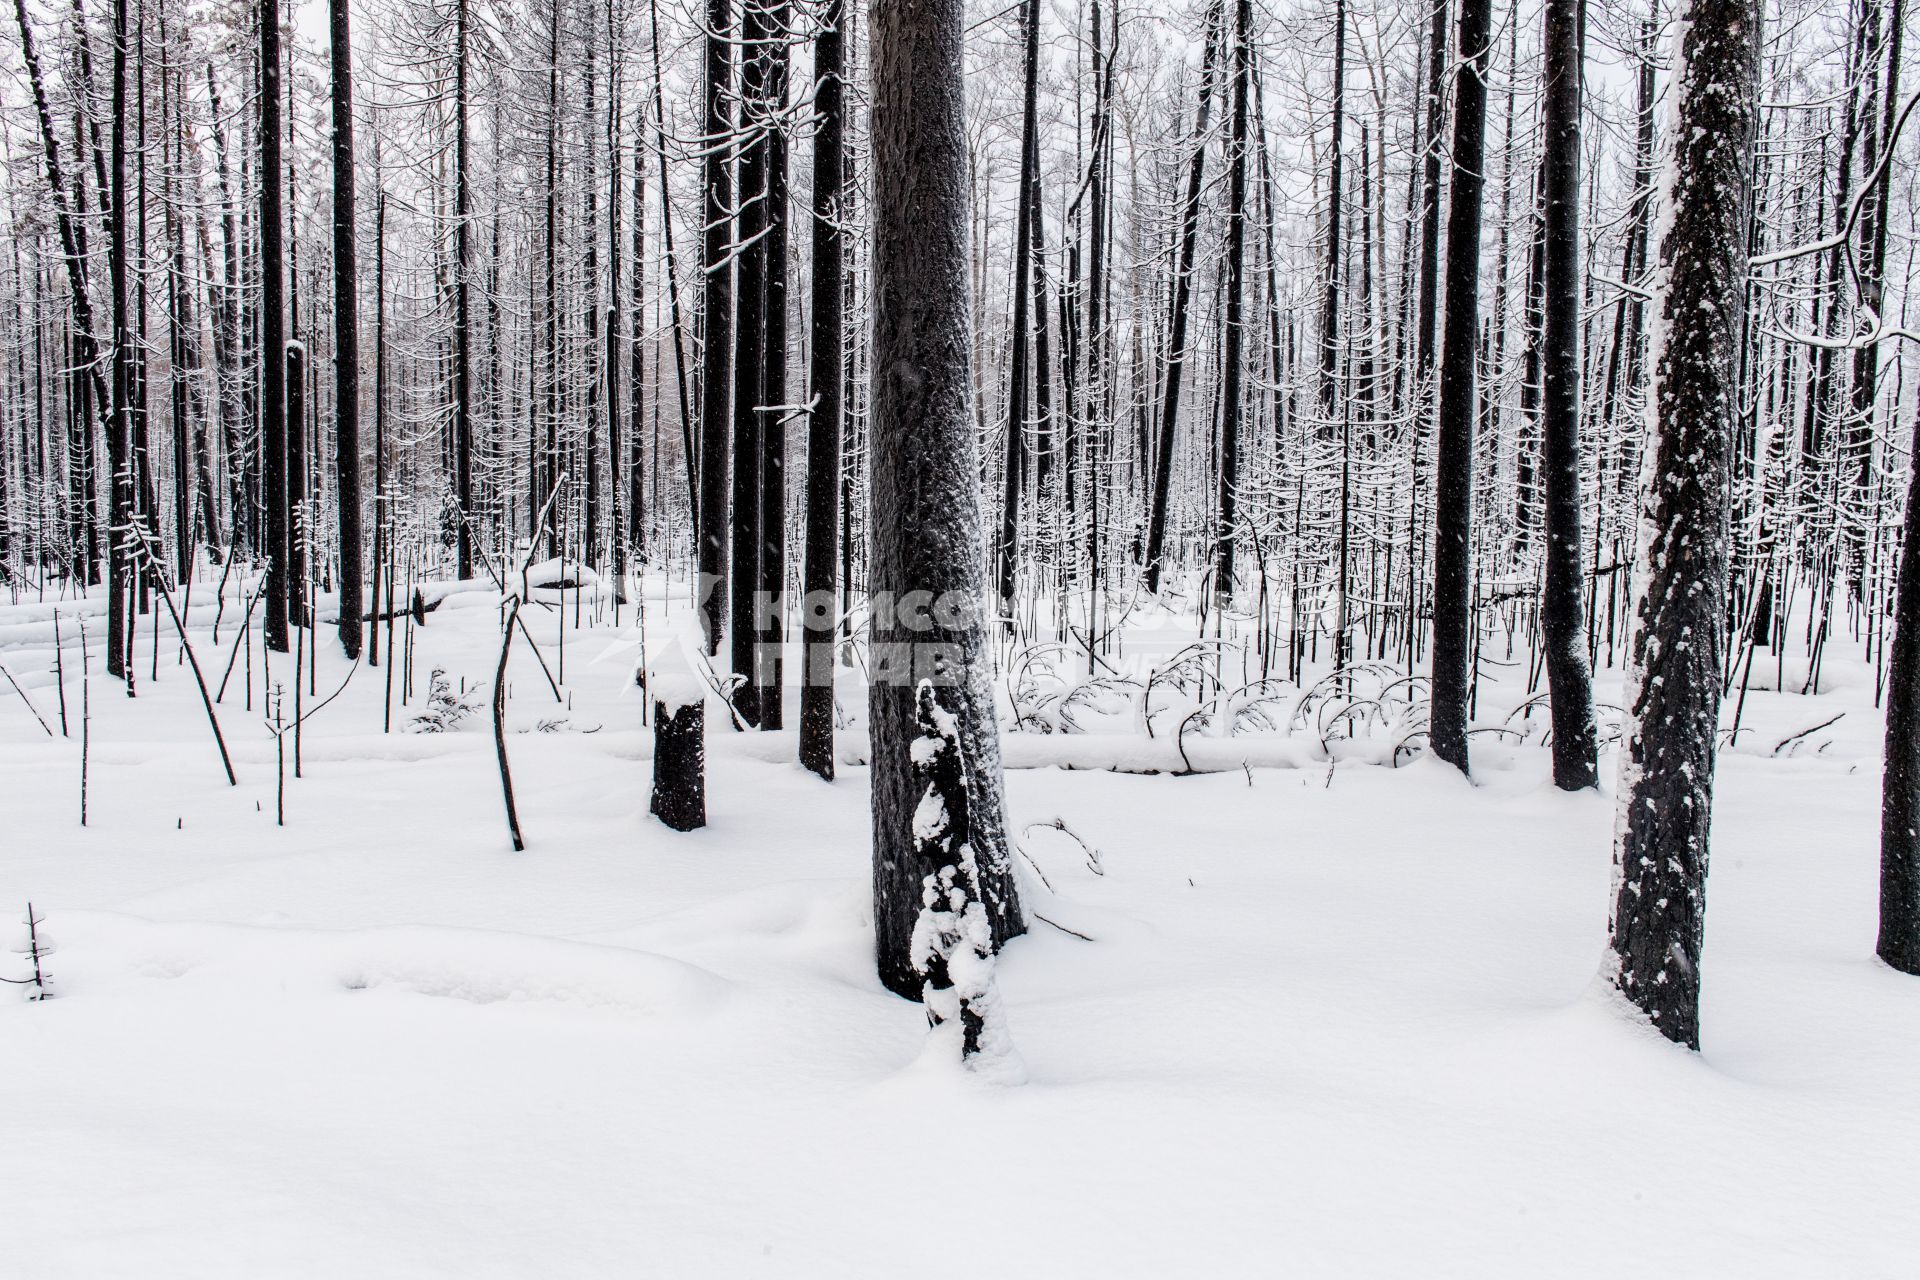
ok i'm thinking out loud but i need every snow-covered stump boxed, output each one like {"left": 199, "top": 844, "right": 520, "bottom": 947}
{"left": 648, "top": 652, "right": 706, "bottom": 833}
{"left": 908, "top": 681, "right": 1012, "bottom": 1068}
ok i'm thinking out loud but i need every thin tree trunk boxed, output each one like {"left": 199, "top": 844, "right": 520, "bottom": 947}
{"left": 800, "top": 0, "right": 844, "bottom": 781}
{"left": 1142, "top": 0, "right": 1225, "bottom": 593}
{"left": 1215, "top": 0, "right": 1251, "bottom": 603}
{"left": 995, "top": 0, "right": 1044, "bottom": 618}
{"left": 260, "top": 0, "right": 290, "bottom": 653}
{"left": 451, "top": 0, "right": 473, "bottom": 580}
{"left": 1427, "top": 0, "right": 1494, "bottom": 772}
{"left": 330, "top": 0, "right": 363, "bottom": 657}
{"left": 1538, "top": 0, "right": 1597, "bottom": 787}
{"left": 697, "top": 0, "right": 734, "bottom": 652}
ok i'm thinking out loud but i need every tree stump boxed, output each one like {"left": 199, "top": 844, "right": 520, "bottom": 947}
{"left": 650, "top": 693, "right": 706, "bottom": 832}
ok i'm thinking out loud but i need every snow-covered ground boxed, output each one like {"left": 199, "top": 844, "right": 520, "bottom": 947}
{"left": 1, "top": 568, "right": 1913, "bottom": 1277}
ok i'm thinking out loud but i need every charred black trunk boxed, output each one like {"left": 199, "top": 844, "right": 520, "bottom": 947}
{"left": 1427, "top": 0, "right": 1493, "bottom": 773}
{"left": 696, "top": 0, "right": 734, "bottom": 654}
{"left": 651, "top": 699, "right": 707, "bottom": 831}
{"left": 330, "top": 0, "right": 364, "bottom": 658}
{"left": 799, "top": 0, "right": 845, "bottom": 781}
{"left": 1609, "top": 0, "right": 1760, "bottom": 1049}
{"left": 870, "top": 0, "right": 1023, "bottom": 998}
{"left": 1538, "top": 0, "right": 1598, "bottom": 788}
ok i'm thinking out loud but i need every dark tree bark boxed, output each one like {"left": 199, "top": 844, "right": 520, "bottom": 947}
{"left": 451, "top": 0, "right": 473, "bottom": 581}
{"left": 799, "top": 0, "right": 844, "bottom": 781}
{"left": 1847, "top": 0, "right": 1903, "bottom": 575}
{"left": 1609, "top": 0, "right": 1760, "bottom": 1049}
{"left": 330, "top": 0, "right": 364, "bottom": 658}
{"left": 540, "top": 0, "right": 560, "bottom": 558}
{"left": 107, "top": 0, "right": 134, "bottom": 678}
{"left": 1415, "top": 0, "right": 1448, "bottom": 381}
{"left": 1427, "top": 0, "right": 1493, "bottom": 773}
{"left": 907, "top": 681, "right": 1008, "bottom": 1062}
{"left": 757, "top": 0, "right": 791, "bottom": 730}
{"left": 11, "top": 0, "right": 111, "bottom": 580}
{"left": 1141, "top": 0, "right": 1224, "bottom": 593}
{"left": 260, "top": 0, "right": 290, "bottom": 653}
{"left": 651, "top": 699, "right": 707, "bottom": 831}
{"left": 994, "top": 0, "right": 1043, "bottom": 618}
{"left": 1214, "top": 0, "right": 1251, "bottom": 602}
{"left": 1538, "top": 0, "right": 1597, "bottom": 788}
{"left": 1881, "top": 376, "right": 1920, "bottom": 974}
{"left": 206, "top": 66, "right": 251, "bottom": 556}
{"left": 606, "top": 0, "right": 625, "bottom": 597}
{"left": 1317, "top": 0, "right": 1345, "bottom": 423}
{"left": 729, "top": 0, "right": 769, "bottom": 721}
{"left": 696, "top": 0, "right": 734, "bottom": 653}
{"left": 869, "top": 0, "right": 1023, "bottom": 999}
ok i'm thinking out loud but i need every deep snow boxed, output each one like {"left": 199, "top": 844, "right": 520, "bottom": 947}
{"left": 0, "top": 567, "right": 1914, "bottom": 1278}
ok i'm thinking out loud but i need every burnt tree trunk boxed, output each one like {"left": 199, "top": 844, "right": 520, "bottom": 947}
{"left": 799, "top": 0, "right": 845, "bottom": 781}
{"left": 330, "top": 0, "right": 364, "bottom": 658}
{"left": 651, "top": 698, "right": 707, "bottom": 831}
{"left": 260, "top": 0, "right": 290, "bottom": 653}
{"left": 1538, "top": 0, "right": 1598, "bottom": 788}
{"left": 696, "top": 0, "right": 734, "bottom": 653}
{"left": 1427, "top": 0, "right": 1493, "bottom": 773}
{"left": 870, "top": 0, "right": 1023, "bottom": 998}
{"left": 1141, "top": 0, "right": 1225, "bottom": 593}
{"left": 1214, "top": 0, "right": 1251, "bottom": 602}
{"left": 451, "top": 0, "right": 473, "bottom": 580}
{"left": 995, "top": 0, "right": 1042, "bottom": 619}
{"left": 729, "top": 0, "right": 769, "bottom": 722}
{"left": 1609, "top": 0, "right": 1760, "bottom": 1049}
{"left": 1881, "top": 374, "right": 1920, "bottom": 972}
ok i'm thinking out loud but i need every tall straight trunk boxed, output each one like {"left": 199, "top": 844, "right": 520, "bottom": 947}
{"left": 730, "top": 0, "right": 769, "bottom": 722}
{"left": 330, "top": 0, "right": 363, "bottom": 657}
{"left": 1084, "top": 0, "right": 1114, "bottom": 590}
{"left": 1141, "top": 0, "right": 1224, "bottom": 593}
{"left": 649, "top": 0, "right": 696, "bottom": 529}
{"left": 1881, "top": 375, "right": 1920, "bottom": 974}
{"left": 631, "top": 96, "right": 650, "bottom": 554}
{"left": 260, "top": 0, "right": 289, "bottom": 652}
{"left": 800, "top": 0, "right": 844, "bottom": 780}
{"left": 1848, "top": 0, "right": 1903, "bottom": 570}
{"left": 1214, "top": 0, "right": 1250, "bottom": 602}
{"left": 1415, "top": 0, "right": 1448, "bottom": 380}
{"left": 869, "top": 0, "right": 1023, "bottom": 998}
{"left": 451, "top": 0, "right": 473, "bottom": 580}
{"left": 370, "top": 186, "right": 386, "bottom": 669}
{"left": 12, "top": 0, "right": 111, "bottom": 581}
{"left": 1538, "top": 0, "right": 1597, "bottom": 788}
{"left": 107, "top": 0, "right": 134, "bottom": 676}
{"left": 1609, "top": 0, "right": 1760, "bottom": 1049}
{"left": 1427, "top": 0, "right": 1493, "bottom": 773}
{"left": 162, "top": 48, "right": 191, "bottom": 580}
{"left": 541, "top": 0, "right": 560, "bottom": 557}
{"left": 757, "top": 1, "right": 791, "bottom": 729}
{"left": 1317, "top": 0, "right": 1345, "bottom": 422}
{"left": 696, "top": 0, "right": 734, "bottom": 652}
{"left": 283, "top": 80, "right": 305, "bottom": 625}
{"left": 994, "top": 0, "right": 1043, "bottom": 617}
{"left": 607, "top": 0, "right": 625, "bottom": 593}
{"left": 207, "top": 66, "right": 250, "bottom": 555}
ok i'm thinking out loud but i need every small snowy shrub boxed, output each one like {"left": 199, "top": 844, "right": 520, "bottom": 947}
{"left": 410, "top": 669, "right": 486, "bottom": 733}
{"left": 6, "top": 903, "right": 53, "bottom": 1000}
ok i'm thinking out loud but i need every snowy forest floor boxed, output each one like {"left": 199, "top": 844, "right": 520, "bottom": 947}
{"left": 1, "top": 567, "right": 1915, "bottom": 1277}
